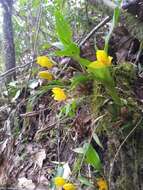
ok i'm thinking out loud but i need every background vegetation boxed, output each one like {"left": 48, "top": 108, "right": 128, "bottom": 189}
{"left": 0, "top": 0, "right": 143, "bottom": 190}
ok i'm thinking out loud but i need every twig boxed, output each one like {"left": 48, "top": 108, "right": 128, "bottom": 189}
{"left": 20, "top": 108, "right": 49, "bottom": 117}
{"left": 108, "top": 118, "right": 142, "bottom": 189}
{"left": 79, "top": 16, "right": 111, "bottom": 47}
{"left": 0, "top": 61, "right": 34, "bottom": 82}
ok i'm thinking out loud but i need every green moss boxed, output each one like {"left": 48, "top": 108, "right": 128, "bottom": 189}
{"left": 90, "top": 62, "right": 141, "bottom": 132}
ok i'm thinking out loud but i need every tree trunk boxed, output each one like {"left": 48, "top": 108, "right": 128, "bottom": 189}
{"left": 1, "top": 0, "right": 16, "bottom": 81}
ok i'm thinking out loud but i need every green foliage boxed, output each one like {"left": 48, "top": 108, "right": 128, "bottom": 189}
{"left": 59, "top": 99, "right": 77, "bottom": 118}
{"left": 54, "top": 0, "right": 66, "bottom": 10}
{"left": 12, "top": 0, "right": 90, "bottom": 61}
{"left": 54, "top": 10, "right": 76, "bottom": 56}
{"left": 32, "top": 0, "right": 40, "bottom": 8}
{"left": 28, "top": 79, "right": 65, "bottom": 107}
{"left": 19, "top": 0, "right": 27, "bottom": 6}
{"left": 55, "top": 43, "right": 80, "bottom": 57}
{"left": 74, "top": 143, "right": 101, "bottom": 171}
{"left": 54, "top": 9, "right": 90, "bottom": 67}
{"left": 71, "top": 74, "right": 91, "bottom": 89}
{"left": 93, "top": 133, "right": 103, "bottom": 149}
{"left": 55, "top": 10, "right": 73, "bottom": 46}
{"left": 78, "top": 176, "right": 94, "bottom": 187}
{"left": 85, "top": 143, "right": 101, "bottom": 170}
{"left": 4, "top": 81, "right": 22, "bottom": 101}
{"left": 104, "top": 1, "right": 121, "bottom": 52}
{"left": 54, "top": 8, "right": 121, "bottom": 105}
{"left": 6, "top": 0, "right": 136, "bottom": 187}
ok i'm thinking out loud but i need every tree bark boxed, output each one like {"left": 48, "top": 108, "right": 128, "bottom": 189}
{"left": 0, "top": 0, "right": 16, "bottom": 81}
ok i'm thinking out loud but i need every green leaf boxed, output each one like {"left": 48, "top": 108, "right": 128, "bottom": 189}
{"left": 88, "top": 67, "right": 114, "bottom": 85}
{"left": 74, "top": 56, "right": 90, "bottom": 67}
{"left": 59, "top": 99, "right": 77, "bottom": 118}
{"left": 55, "top": 11, "right": 73, "bottom": 45}
{"left": 8, "top": 81, "right": 18, "bottom": 87}
{"left": 47, "top": 80, "right": 65, "bottom": 87}
{"left": 104, "top": 3, "right": 121, "bottom": 52}
{"left": 65, "top": 102, "right": 74, "bottom": 117}
{"left": 12, "top": 90, "right": 21, "bottom": 102}
{"left": 19, "top": 0, "right": 27, "bottom": 6}
{"left": 73, "top": 147, "right": 85, "bottom": 154}
{"left": 78, "top": 176, "right": 94, "bottom": 187}
{"left": 92, "top": 133, "right": 103, "bottom": 149}
{"left": 73, "top": 143, "right": 102, "bottom": 171}
{"left": 84, "top": 143, "right": 101, "bottom": 170}
{"left": 52, "top": 42, "right": 65, "bottom": 50}
{"left": 71, "top": 74, "right": 90, "bottom": 89}
{"left": 28, "top": 80, "right": 39, "bottom": 89}
{"left": 113, "top": 7, "right": 120, "bottom": 25}
{"left": 55, "top": 43, "right": 80, "bottom": 57}
{"left": 32, "top": 0, "right": 40, "bottom": 8}
{"left": 54, "top": 0, "right": 66, "bottom": 9}
{"left": 41, "top": 43, "right": 51, "bottom": 50}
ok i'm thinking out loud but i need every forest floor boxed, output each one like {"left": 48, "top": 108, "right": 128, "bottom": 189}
{"left": 0, "top": 22, "right": 143, "bottom": 190}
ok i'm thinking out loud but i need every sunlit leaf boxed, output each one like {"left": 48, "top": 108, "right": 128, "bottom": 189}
{"left": 73, "top": 147, "right": 85, "bottom": 154}
{"left": 104, "top": 2, "right": 121, "bottom": 52}
{"left": 19, "top": 0, "right": 27, "bottom": 6}
{"left": 59, "top": 99, "right": 77, "bottom": 118}
{"left": 73, "top": 143, "right": 101, "bottom": 170}
{"left": 12, "top": 90, "right": 21, "bottom": 102}
{"left": 84, "top": 143, "right": 101, "bottom": 170}
{"left": 78, "top": 176, "right": 94, "bottom": 187}
{"left": 28, "top": 80, "right": 39, "bottom": 89}
{"left": 32, "top": 0, "right": 40, "bottom": 8}
{"left": 92, "top": 133, "right": 103, "bottom": 149}
{"left": 54, "top": 0, "right": 66, "bottom": 10}
{"left": 52, "top": 42, "right": 65, "bottom": 50}
{"left": 41, "top": 43, "right": 51, "bottom": 50}
{"left": 55, "top": 10, "right": 73, "bottom": 45}
{"left": 55, "top": 43, "right": 80, "bottom": 57}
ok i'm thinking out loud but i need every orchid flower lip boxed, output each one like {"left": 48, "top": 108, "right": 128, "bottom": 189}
{"left": 88, "top": 50, "right": 113, "bottom": 69}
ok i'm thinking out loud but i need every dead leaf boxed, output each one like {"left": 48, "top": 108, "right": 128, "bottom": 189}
{"left": 18, "top": 177, "right": 35, "bottom": 190}
{"left": 34, "top": 149, "right": 46, "bottom": 168}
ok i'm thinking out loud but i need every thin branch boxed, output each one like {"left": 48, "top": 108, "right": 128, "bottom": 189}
{"left": 79, "top": 16, "right": 111, "bottom": 47}
{"left": 0, "top": 60, "right": 35, "bottom": 82}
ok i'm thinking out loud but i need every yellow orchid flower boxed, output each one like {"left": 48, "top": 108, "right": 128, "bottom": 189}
{"left": 38, "top": 71, "right": 53, "bottom": 80}
{"left": 54, "top": 176, "right": 66, "bottom": 187}
{"left": 89, "top": 50, "right": 112, "bottom": 69}
{"left": 96, "top": 178, "right": 108, "bottom": 190}
{"left": 36, "top": 56, "right": 53, "bottom": 68}
{"left": 52, "top": 87, "right": 67, "bottom": 101}
{"left": 63, "top": 183, "right": 76, "bottom": 190}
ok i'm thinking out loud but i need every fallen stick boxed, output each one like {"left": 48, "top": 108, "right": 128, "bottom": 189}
{"left": 79, "top": 16, "right": 111, "bottom": 47}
